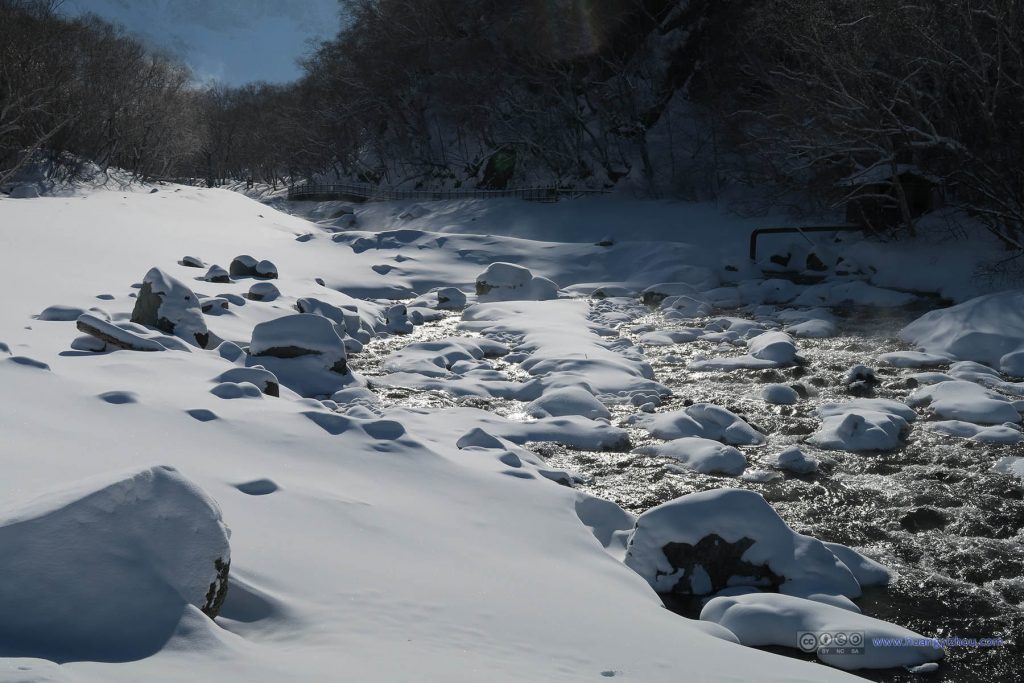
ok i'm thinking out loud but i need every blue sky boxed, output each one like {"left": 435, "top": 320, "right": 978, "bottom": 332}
{"left": 64, "top": 0, "right": 342, "bottom": 85}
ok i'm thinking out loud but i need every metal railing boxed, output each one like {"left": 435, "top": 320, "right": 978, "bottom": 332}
{"left": 286, "top": 182, "right": 610, "bottom": 203}
{"left": 749, "top": 225, "right": 863, "bottom": 261}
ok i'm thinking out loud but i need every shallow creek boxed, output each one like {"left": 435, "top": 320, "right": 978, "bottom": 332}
{"left": 349, "top": 300, "right": 1024, "bottom": 682}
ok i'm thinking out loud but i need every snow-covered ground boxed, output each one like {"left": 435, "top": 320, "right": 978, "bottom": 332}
{"left": 1, "top": 185, "right": 1022, "bottom": 681}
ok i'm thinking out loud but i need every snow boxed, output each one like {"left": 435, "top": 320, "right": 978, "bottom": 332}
{"left": 527, "top": 386, "right": 611, "bottom": 420}
{"left": 810, "top": 399, "right": 915, "bottom": 452}
{"left": 899, "top": 291, "right": 1024, "bottom": 366}
{"left": 633, "top": 437, "right": 747, "bottom": 476}
{"left": 762, "top": 383, "right": 800, "bottom": 405}
{"left": 992, "top": 456, "right": 1024, "bottom": 480}
{"left": 135, "top": 267, "right": 209, "bottom": 347}
{"left": 630, "top": 403, "right": 765, "bottom": 445}
{"left": 0, "top": 465, "right": 230, "bottom": 662}
{"left": 785, "top": 318, "right": 837, "bottom": 338}
{"left": 691, "top": 331, "right": 798, "bottom": 370}
{"left": 700, "top": 593, "right": 943, "bottom": 670}
{"left": 908, "top": 380, "right": 1021, "bottom": 424}
{"left": 922, "top": 420, "right": 1022, "bottom": 444}
{"left": 623, "top": 489, "right": 862, "bottom": 598}
{"left": 768, "top": 446, "right": 819, "bottom": 474}
{"left": 476, "top": 262, "right": 558, "bottom": 302}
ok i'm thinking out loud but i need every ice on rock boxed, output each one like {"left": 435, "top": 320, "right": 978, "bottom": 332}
{"left": 633, "top": 437, "right": 747, "bottom": 476}
{"left": 762, "top": 383, "right": 799, "bottom": 405}
{"left": 700, "top": 593, "right": 942, "bottom": 671}
{"left": 527, "top": 386, "right": 611, "bottom": 420}
{"left": 633, "top": 403, "right": 765, "bottom": 445}
{"left": 908, "top": 380, "right": 1020, "bottom": 424}
{"left": 768, "top": 445, "right": 819, "bottom": 474}
{"left": 476, "top": 262, "right": 558, "bottom": 302}
{"left": 900, "top": 290, "right": 1024, "bottom": 366}
{"left": 130, "top": 268, "right": 209, "bottom": 347}
{"left": 0, "top": 466, "right": 230, "bottom": 661}
{"left": 623, "top": 489, "right": 862, "bottom": 599}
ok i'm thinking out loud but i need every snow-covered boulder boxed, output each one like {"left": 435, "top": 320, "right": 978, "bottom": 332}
{"left": 229, "top": 254, "right": 260, "bottom": 277}
{"left": 203, "top": 264, "right": 230, "bottom": 283}
{"left": 76, "top": 314, "right": 166, "bottom": 352}
{"left": 768, "top": 445, "right": 819, "bottom": 474}
{"left": 435, "top": 287, "right": 467, "bottom": 310}
{"left": 215, "top": 367, "right": 280, "bottom": 397}
{"left": 762, "top": 384, "right": 799, "bottom": 405}
{"left": 246, "top": 281, "right": 280, "bottom": 302}
{"left": 878, "top": 351, "right": 951, "bottom": 368}
{"left": 36, "top": 304, "right": 87, "bottom": 321}
{"left": 179, "top": 255, "right": 204, "bottom": 268}
{"left": 476, "top": 262, "right": 558, "bottom": 302}
{"left": 923, "top": 420, "right": 1022, "bottom": 444}
{"left": 527, "top": 387, "right": 611, "bottom": 421}
{"left": 0, "top": 466, "right": 230, "bottom": 660}
{"left": 10, "top": 184, "right": 41, "bottom": 198}
{"left": 631, "top": 403, "right": 765, "bottom": 445}
{"left": 384, "top": 304, "right": 414, "bottom": 334}
{"left": 748, "top": 331, "right": 798, "bottom": 365}
{"left": 900, "top": 291, "right": 1024, "bottom": 366}
{"left": 700, "top": 593, "right": 943, "bottom": 671}
{"left": 131, "top": 268, "right": 209, "bottom": 347}
{"left": 908, "top": 380, "right": 1020, "bottom": 424}
{"left": 633, "top": 437, "right": 747, "bottom": 476}
{"left": 785, "top": 319, "right": 837, "bottom": 339}
{"left": 255, "top": 259, "right": 278, "bottom": 279}
{"left": 809, "top": 400, "right": 914, "bottom": 451}
{"left": 624, "top": 489, "right": 861, "bottom": 598}
{"left": 296, "top": 296, "right": 363, "bottom": 339}
{"left": 248, "top": 315, "right": 357, "bottom": 395}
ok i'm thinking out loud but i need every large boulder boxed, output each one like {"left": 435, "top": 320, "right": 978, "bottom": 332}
{"left": 475, "top": 262, "right": 558, "bottom": 302}
{"left": 131, "top": 268, "right": 209, "bottom": 347}
{"left": 248, "top": 314, "right": 354, "bottom": 396}
{"left": 0, "top": 466, "right": 230, "bottom": 661}
{"left": 623, "top": 488, "right": 862, "bottom": 599}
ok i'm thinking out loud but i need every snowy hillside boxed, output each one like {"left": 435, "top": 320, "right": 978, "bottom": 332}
{"left": 1, "top": 186, "right": 1021, "bottom": 681}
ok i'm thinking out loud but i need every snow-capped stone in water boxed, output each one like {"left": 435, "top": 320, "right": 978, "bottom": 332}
{"left": 633, "top": 437, "right": 747, "bottom": 476}
{"left": 923, "top": 420, "right": 1022, "bottom": 444}
{"left": 632, "top": 403, "right": 765, "bottom": 445}
{"left": 1000, "top": 349, "right": 1024, "bottom": 378}
{"left": 179, "top": 256, "right": 204, "bottom": 268}
{"left": 624, "top": 488, "right": 861, "bottom": 599}
{"left": 385, "top": 304, "right": 413, "bottom": 334}
{"left": 255, "top": 259, "right": 278, "bottom": 279}
{"left": 0, "top": 466, "right": 230, "bottom": 661}
{"left": 878, "top": 351, "right": 952, "bottom": 368}
{"left": 9, "top": 184, "right": 40, "bottom": 198}
{"left": 762, "top": 384, "right": 799, "bottom": 405}
{"left": 900, "top": 290, "right": 1024, "bottom": 366}
{"left": 809, "top": 400, "right": 913, "bottom": 452}
{"left": 908, "top": 380, "right": 1020, "bottom": 424}
{"left": 700, "top": 593, "right": 943, "bottom": 671}
{"left": 229, "top": 254, "right": 260, "bottom": 277}
{"left": 768, "top": 445, "right": 819, "bottom": 474}
{"left": 203, "top": 264, "right": 230, "bottom": 283}
{"left": 131, "top": 268, "right": 209, "bottom": 347}
{"left": 845, "top": 364, "right": 878, "bottom": 385}
{"left": 246, "top": 281, "right": 280, "bottom": 302}
{"left": 748, "top": 331, "right": 798, "bottom": 365}
{"left": 476, "top": 262, "right": 558, "bottom": 302}
{"left": 992, "top": 456, "right": 1024, "bottom": 480}
{"left": 249, "top": 314, "right": 348, "bottom": 374}
{"left": 76, "top": 314, "right": 165, "bottom": 352}
{"left": 215, "top": 367, "right": 280, "bottom": 397}
{"left": 785, "top": 318, "right": 837, "bottom": 338}
{"left": 527, "top": 387, "right": 611, "bottom": 421}
{"left": 435, "top": 287, "right": 467, "bottom": 310}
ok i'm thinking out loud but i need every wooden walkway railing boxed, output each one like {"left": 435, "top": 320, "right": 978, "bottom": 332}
{"left": 286, "top": 182, "right": 610, "bottom": 203}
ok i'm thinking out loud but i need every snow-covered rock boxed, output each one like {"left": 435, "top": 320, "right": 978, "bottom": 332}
{"left": 809, "top": 399, "right": 915, "bottom": 451}
{"left": 633, "top": 437, "right": 747, "bottom": 476}
{"left": 180, "top": 255, "right": 204, "bottom": 268}
{"left": 76, "top": 314, "right": 165, "bottom": 352}
{"left": 131, "top": 268, "right": 209, "bottom": 347}
{"left": 785, "top": 318, "right": 837, "bottom": 338}
{"left": 900, "top": 290, "right": 1024, "bottom": 366}
{"left": 527, "top": 387, "right": 611, "bottom": 421}
{"left": 36, "top": 304, "right": 87, "bottom": 321}
{"left": 435, "top": 287, "right": 467, "bottom": 310}
{"left": 247, "top": 281, "right": 280, "bottom": 301}
{"left": 0, "top": 466, "right": 230, "bottom": 661}
{"left": 878, "top": 351, "right": 951, "bottom": 368}
{"left": 922, "top": 420, "right": 1022, "bottom": 444}
{"left": 762, "top": 383, "right": 799, "bottom": 405}
{"left": 700, "top": 593, "right": 942, "bottom": 671}
{"left": 247, "top": 314, "right": 352, "bottom": 396}
{"left": 203, "top": 264, "right": 230, "bottom": 283}
{"left": 255, "top": 259, "right": 278, "bottom": 278}
{"left": 475, "top": 262, "right": 558, "bottom": 302}
{"left": 639, "top": 329, "right": 701, "bottom": 346}
{"left": 215, "top": 367, "right": 280, "bottom": 397}
{"left": 768, "top": 445, "right": 819, "bottom": 474}
{"left": 631, "top": 403, "right": 765, "bottom": 445}
{"left": 384, "top": 304, "right": 414, "bottom": 334}
{"left": 624, "top": 489, "right": 862, "bottom": 598}
{"left": 9, "top": 184, "right": 40, "bottom": 199}
{"left": 908, "top": 380, "right": 1020, "bottom": 424}
{"left": 229, "top": 254, "right": 260, "bottom": 277}
{"left": 749, "top": 332, "right": 798, "bottom": 365}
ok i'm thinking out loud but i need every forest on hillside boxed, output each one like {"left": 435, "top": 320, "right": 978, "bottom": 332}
{"left": 2, "top": 0, "right": 1023, "bottom": 244}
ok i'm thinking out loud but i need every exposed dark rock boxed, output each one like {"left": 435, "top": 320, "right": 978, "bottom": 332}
{"left": 659, "top": 534, "right": 785, "bottom": 596}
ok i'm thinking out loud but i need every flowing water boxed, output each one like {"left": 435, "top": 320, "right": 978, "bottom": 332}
{"left": 349, "top": 299, "right": 1024, "bottom": 682}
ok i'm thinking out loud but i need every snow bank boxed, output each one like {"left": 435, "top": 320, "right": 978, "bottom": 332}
{"left": 0, "top": 466, "right": 229, "bottom": 661}
{"left": 633, "top": 437, "right": 747, "bottom": 475}
{"left": 899, "top": 290, "right": 1024, "bottom": 366}
{"left": 624, "top": 489, "right": 862, "bottom": 598}
{"left": 700, "top": 593, "right": 943, "bottom": 670}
